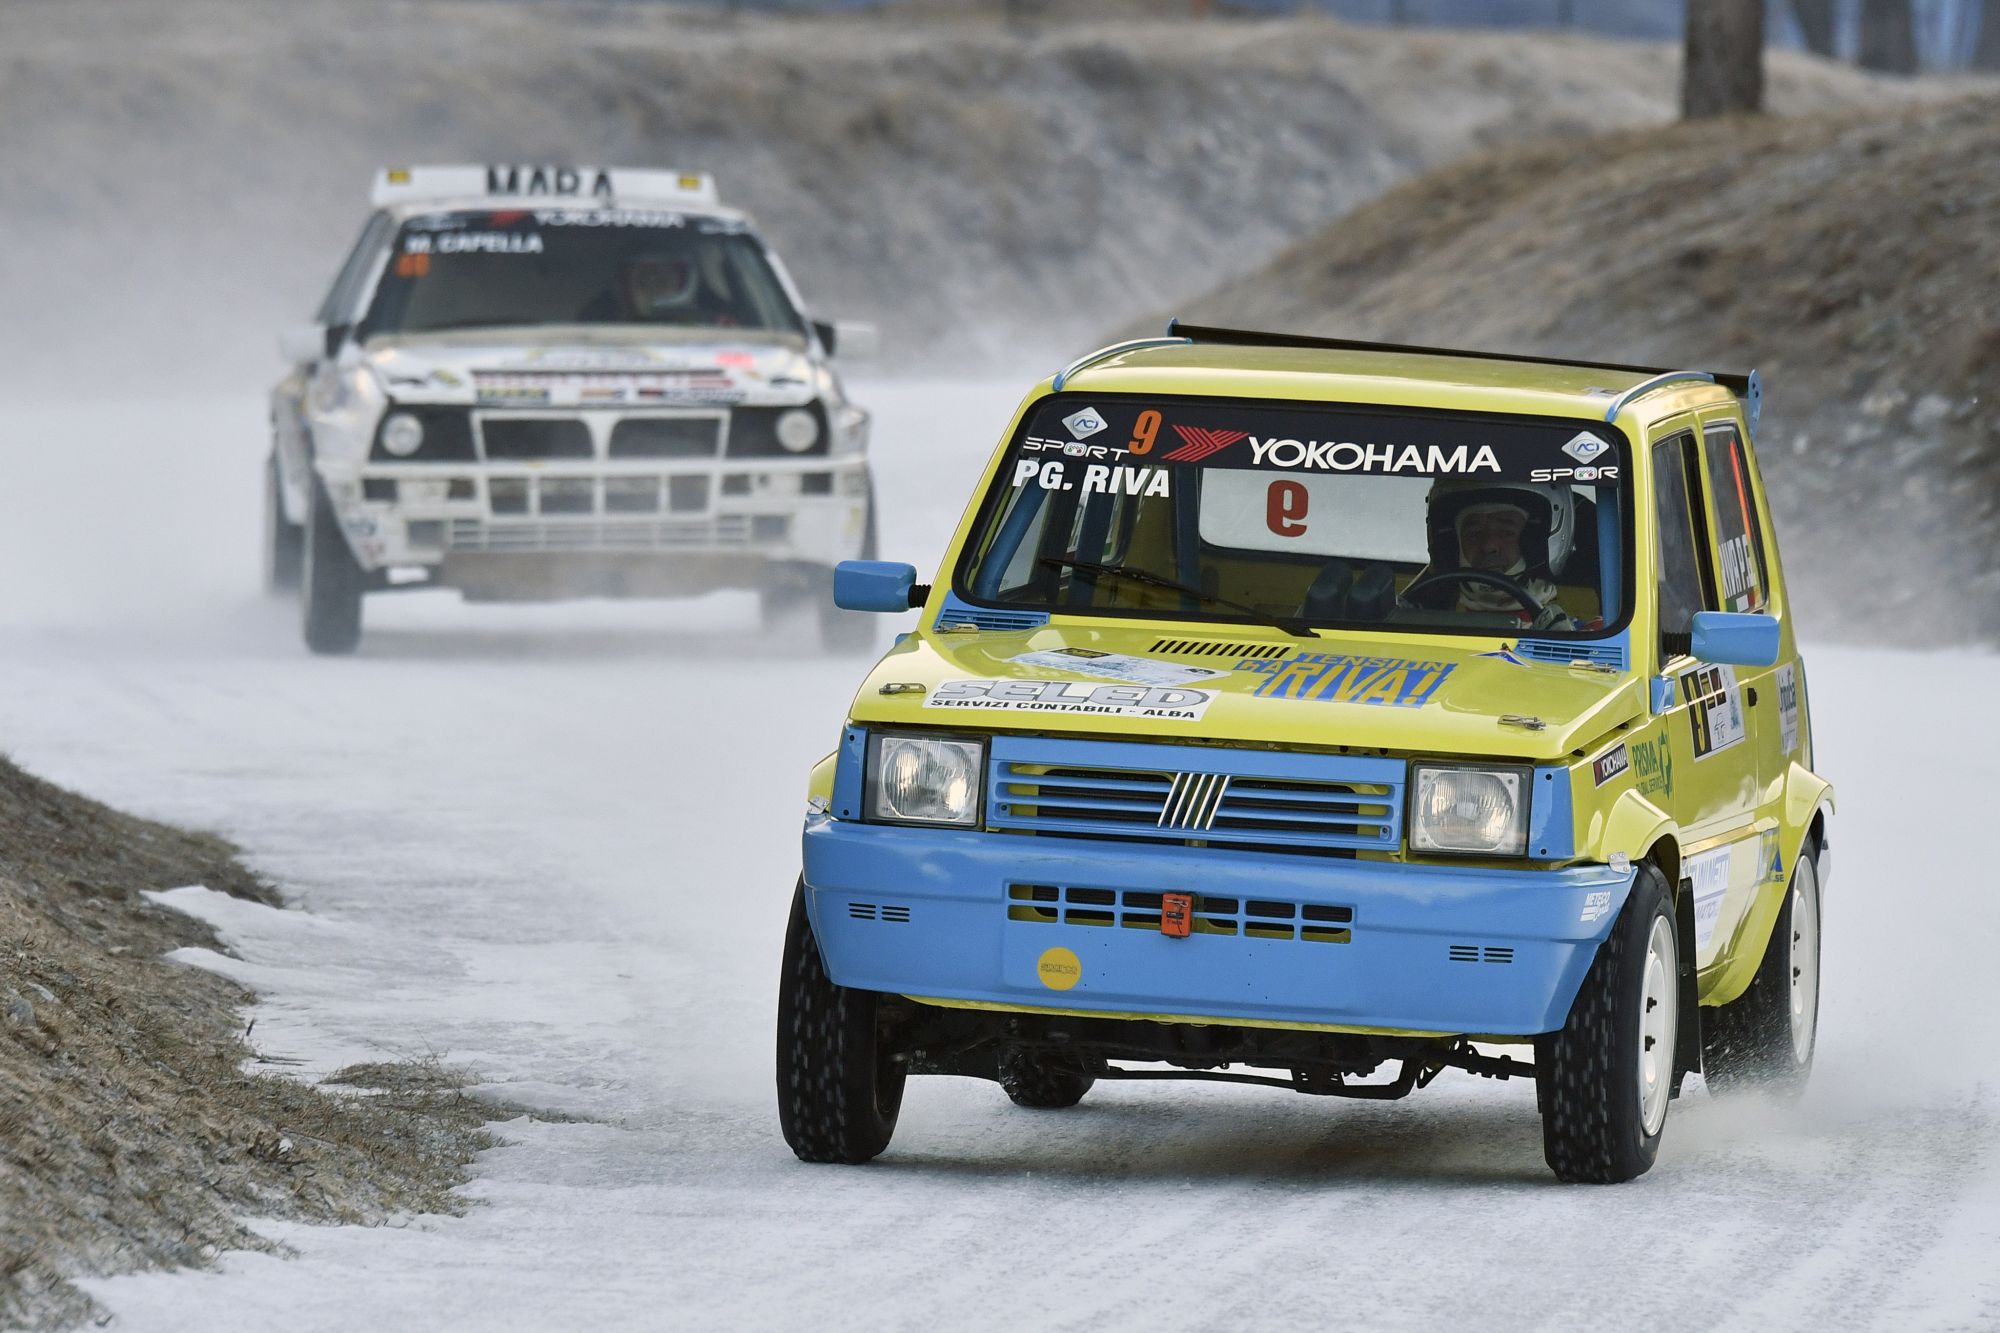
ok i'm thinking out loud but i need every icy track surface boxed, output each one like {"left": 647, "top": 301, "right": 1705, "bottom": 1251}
{"left": 2, "top": 380, "right": 1997, "bottom": 1331}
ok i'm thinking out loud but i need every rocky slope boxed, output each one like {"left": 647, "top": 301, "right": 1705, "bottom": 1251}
{"left": 0, "top": 1, "right": 1943, "bottom": 392}
{"left": 1157, "top": 93, "right": 2000, "bottom": 644}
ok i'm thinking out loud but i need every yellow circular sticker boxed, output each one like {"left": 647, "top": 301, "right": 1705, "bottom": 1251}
{"left": 1036, "top": 946, "right": 1082, "bottom": 992}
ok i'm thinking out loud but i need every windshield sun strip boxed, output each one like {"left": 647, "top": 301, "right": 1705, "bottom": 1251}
{"left": 950, "top": 392, "right": 1636, "bottom": 642}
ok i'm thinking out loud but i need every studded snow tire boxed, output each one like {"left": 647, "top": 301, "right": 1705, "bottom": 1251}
{"left": 1536, "top": 862, "right": 1679, "bottom": 1184}
{"left": 776, "top": 882, "right": 906, "bottom": 1164}
{"left": 1702, "top": 842, "right": 1820, "bottom": 1098}
{"left": 301, "top": 479, "right": 365, "bottom": 655}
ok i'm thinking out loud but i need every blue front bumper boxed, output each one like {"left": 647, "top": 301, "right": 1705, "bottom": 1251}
{"left": 802, "top": 817, "right": 1635, "bottom": 1038}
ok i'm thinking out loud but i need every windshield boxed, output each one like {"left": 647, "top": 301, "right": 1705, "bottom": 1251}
{"left": 358, "top": 209, "right": 807, "bottom": 338}
{"left": 956, "top": 394, "right": 1631, "bottom": 638}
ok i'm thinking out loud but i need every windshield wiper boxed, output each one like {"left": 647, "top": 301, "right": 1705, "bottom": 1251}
{"left": 1040, "top": 558, "right": 1319, "bottom": 638}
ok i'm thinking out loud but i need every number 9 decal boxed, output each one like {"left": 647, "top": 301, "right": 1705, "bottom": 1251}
{"left": 1268, "top": 480, "right": 1308, "bottom": 537}
{"left": 1128, "top": 410, "right": 1161, "bottom": 456}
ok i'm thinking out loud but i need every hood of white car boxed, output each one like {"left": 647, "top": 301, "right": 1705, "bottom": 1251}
{"left": 360, "top": 328, "right": 821, "bottom": 408}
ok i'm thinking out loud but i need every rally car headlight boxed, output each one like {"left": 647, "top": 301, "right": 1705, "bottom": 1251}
{"left": 1410, "top": 765, "right": 1528, "bottom": 856}
{"left": 380, "top": 412, "right": 425, "bottom": 457}
{"left": 776, "top": 407, "right": 821, "bottom": 453}
{"left": 867, "top": 733, "right": 983, "bottom": 827}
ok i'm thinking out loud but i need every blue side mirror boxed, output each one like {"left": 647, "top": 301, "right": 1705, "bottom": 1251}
{"left": 834, "top": 560, "right": 918, "bottom": 613}
{"left": 1690, "top": 611, "right": 1780, "bottom": 668}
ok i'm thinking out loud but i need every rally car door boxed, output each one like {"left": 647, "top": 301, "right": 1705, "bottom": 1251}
{"left": 1648, "top": 418, "right": 1765, "bottom": 971}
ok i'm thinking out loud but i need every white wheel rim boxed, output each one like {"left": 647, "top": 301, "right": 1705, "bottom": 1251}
{"left": 1789, "top": 858, "right": 1821, "bottom": 1064}
{"left": 1639, "top": 914, "right": 1678, "bottom": 1137}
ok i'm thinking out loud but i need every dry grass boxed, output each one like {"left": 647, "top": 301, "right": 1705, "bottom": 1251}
{"left": 0, "top": 756, "right": 497, "bottom": 1331}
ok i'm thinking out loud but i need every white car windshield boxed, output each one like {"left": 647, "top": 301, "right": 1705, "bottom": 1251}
{"left": 954, "top": 394, "right": 1631, "bottom": 638}
{"left": 359, "top": 208, "right": 807, "bottom": 337}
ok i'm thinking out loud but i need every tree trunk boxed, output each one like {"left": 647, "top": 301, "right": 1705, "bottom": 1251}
{"left": 1683, "top": 0, "right": 1767, "bottom": 119}
{"left": 1976, "top": 0, "right": 2000, "bottom": 68}
{"left": 1789, "top": 0, "right": 1837, "bottom": 55}
{"left": 1858, "top": 0, "right": 1920, "bottom": 72}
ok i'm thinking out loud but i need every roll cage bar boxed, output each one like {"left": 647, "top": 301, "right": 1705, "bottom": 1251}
{"left": 1052, "top": 320, "right": 1762, "bottom": 439}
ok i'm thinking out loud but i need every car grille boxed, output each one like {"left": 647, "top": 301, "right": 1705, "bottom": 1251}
{"left": 480, "top": 417, "right": 594, "bottom": 460}
{"left": 609, "top": 417, "right": 724, "bottom": 458}
{"left": 443, "top": 515, "right": 769, "bottom": 552}
{"left": 1006, "top": 883, "right": 1353, "bottom": 943}
{"left": 987, "top": 736, "right": 1403, "bottom": 853}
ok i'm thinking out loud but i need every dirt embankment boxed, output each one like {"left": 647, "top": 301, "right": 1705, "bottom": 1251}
{"left": 0, "top": 758, "right": 492, "bottom": 1331}
{"left": 0, "top": 1, "right": 1941, "bottom": 393}
{"left": 1157, "top": 93, "right": 2000, "bottom": 644}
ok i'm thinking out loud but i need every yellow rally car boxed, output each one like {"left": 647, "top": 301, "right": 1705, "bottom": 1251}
{"left": 778, "top": 323, "right": 1833, "bottom": 1183}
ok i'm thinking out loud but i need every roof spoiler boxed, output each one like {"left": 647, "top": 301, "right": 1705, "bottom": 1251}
{"left": 1163, "top": 319, "right": 1761, "bottom": 437}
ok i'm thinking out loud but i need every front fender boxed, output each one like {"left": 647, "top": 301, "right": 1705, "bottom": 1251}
{"left": 1586, "top": 787, "right": 1678, "bottom": 872}
{"left": 1781, "top": 760, "right": 1835, "bottom": 881}
{"left": 807, "top": 751, "right": 837, "bottom": 808}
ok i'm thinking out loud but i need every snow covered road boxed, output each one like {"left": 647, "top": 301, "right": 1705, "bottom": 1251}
{"left": 2, "top": 382, "right": 1997, "bottom": 1330}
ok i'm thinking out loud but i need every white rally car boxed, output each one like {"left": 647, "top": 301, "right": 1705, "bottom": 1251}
{"left": 266, "top": 165, "right": 877, "bottom": 654}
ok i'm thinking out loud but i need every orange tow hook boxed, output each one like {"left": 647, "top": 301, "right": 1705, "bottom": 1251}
{"left": 1161, "top": 891, "right": 1194, "bottom": 938}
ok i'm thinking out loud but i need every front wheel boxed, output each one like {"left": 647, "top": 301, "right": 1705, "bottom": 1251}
{"left": 776, "top": 883, "right": 906, "bottom": 1163}
{"left": 1702, "top": 846, "right": 1821, "bottom": 1096}
{"left": 1536, "top": 862, "right": 1681, "bottom": 1183}
{"left": 301, "top": 480, "right": 365, "bottom": 655}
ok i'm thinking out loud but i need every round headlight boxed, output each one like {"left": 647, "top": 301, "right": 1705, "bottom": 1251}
{"left": 776, "top": 407, "right": 821, "bottom": 453}
{"left": 381, "top": 411, "right": 425, "bottom": 457}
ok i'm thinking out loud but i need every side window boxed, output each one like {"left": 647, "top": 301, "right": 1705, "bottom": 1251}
{"left": 1652, "top": 430, "right": 1715, "bottom": 653}
{"left": 314, "top": 212, "right": 394, "bottom": 329}
{"left": 1701, "top": 423, "right": 1770, "bottom": 614}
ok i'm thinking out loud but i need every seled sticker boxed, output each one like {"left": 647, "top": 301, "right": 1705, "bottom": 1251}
{"left": 926, "top": 678, "right": 1214, "bottom": 721}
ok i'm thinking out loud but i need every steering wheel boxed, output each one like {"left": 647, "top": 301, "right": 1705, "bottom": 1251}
{"left": 1400, "top": 568, "right": 1547, "bottom": 618}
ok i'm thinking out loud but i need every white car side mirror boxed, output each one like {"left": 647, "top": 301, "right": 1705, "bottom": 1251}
{"left": 830, "top": 320, "right": 879, "bottom": 365}
{"left": 279, "top": 323, "right": 329, "bottom": 365}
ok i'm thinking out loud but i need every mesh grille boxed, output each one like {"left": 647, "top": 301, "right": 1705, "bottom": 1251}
{"left": 444, "top": 515, "right": 758, "bottom": 552}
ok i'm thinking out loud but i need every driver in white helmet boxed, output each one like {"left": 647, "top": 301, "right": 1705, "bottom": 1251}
{"left": 1418, "top": 480, "right": 1581, "bottom": 631}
